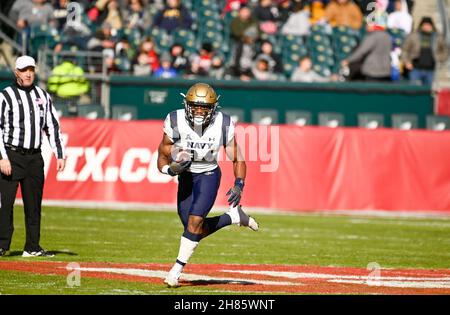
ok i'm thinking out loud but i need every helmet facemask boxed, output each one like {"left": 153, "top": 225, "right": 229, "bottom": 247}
{"left": 180, "top": 83, "right": 220, "bottom": 128}
{"left": 183, "top": 99, "right": 217, "bottom": 127}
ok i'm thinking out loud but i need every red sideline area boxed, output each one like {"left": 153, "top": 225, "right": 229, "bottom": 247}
{"left": 0, "top": 261, "right": 449, "bottom": 294}
{"left": 36, "top": 118, "right": 450, "bottom": 212}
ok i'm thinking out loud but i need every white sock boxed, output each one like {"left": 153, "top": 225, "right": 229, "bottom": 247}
{"left": 226, "top": 205, "right": 241, "bottom": 224}
{"left": 176, "top": 236, "right": 199, "bottom": 266}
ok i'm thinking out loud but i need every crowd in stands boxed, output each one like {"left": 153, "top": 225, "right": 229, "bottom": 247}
{"left": 4, "top": 0, "right": 449, "bottom": 86}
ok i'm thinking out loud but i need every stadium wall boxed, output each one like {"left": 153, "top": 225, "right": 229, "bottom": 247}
{"left": 35, "top": 118, "right": 450, "bottom": 212}
{"left": 109, "top": 77, "right": 433, "bottom": 128}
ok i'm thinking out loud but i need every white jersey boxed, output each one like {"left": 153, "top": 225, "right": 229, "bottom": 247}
{"left": 163, "top": 109, "right": 235, "bottom": 173}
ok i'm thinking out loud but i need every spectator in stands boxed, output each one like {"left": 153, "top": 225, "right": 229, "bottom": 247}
{"left": 387, "top": 0, "right": 414, "bottom": 14}
{"left": 252, "top": 55, "right": 278, "bottom": 81}
{"left": 291, "top": 56, "right": 330, "bottom": 82}
{"left": 47, "top": 57, "right": 90, "bottom": 116}
{"left": 102, "top": 0, "right": 123, "bottom": 31}
{"left": 402, "top": 16, "right": 449, "bottom": 86}
{"left": 54, "top": 16, "right": 93, "bottom": 52}
{"left": 277, "top": 0, "right": 294, "bottom": 24}
{"left": 325, "top": 0, "right": 363, "bottom": 30}
{"left": 367, "top": 0, "right": 388, "bottom": 29}
{"left": 17, "top": 0, "right": 55, "bottom": 29}
{"left": 341, "top": 23, "right": 392, "bottom": 81}
{"left": 170, "top": 43, "right": 190, "bottom": 75}
{"left": 188, "top": 43, "right": 215, "bottom": 77}
{"left": 87, "top": 23, "right": 116, "bottom": 52}
{"left": 8, "top": 0, "right": 30, "bottom": 22}
{"left": 114, "top": 37, "right": 135, "bottom": 73}
{"left": 254, "top": 0, "right": 280, "bottom": 35}
{"left": 309, "top": 0, "right": 327, "bottom": 25}
{"left": 222, "top": 0, "right": 248, "bottom": 17}
{"left": 53, "top": 0, "right": 70, "bottom": 31}
{"left": 256, "top": 40, "right": 283, "bottom": 74}
{"left": 281, "top": 0, "right": 311, "bottom": 36}
{"left": 153, "top": 52, "right": 178, "bottom": 78}
{"left": 230, "top": 25, "right": 259, "bottom": 80}
{"left": 209, "top": 54, "right": 226, "bottom": 80}
{"left": 122, "top": 0, "right": 152, "bottom": 32}
{"left": 152, "top": 0, "right": 193, "bottom": 34}
{"left": 47, "top": 58, "right": 90, "bottom": 98}
{"left": 132, "top": 37, "right": 160, "bottom": 74}
{"left": 387, "top": 0, "right": 412, "bottom": 35}
{"left": 230, "top": 6, "right": 258, "bottom": 42}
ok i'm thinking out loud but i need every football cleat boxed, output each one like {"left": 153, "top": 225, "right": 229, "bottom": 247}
{"left": 164, "top": 269, "right": 182, "bottom": 288}
{"left": 22, "top": 249, "right": 55, "bottom": 258}
{"left": 228, "top": 205, "right": 259, "bottom": 231}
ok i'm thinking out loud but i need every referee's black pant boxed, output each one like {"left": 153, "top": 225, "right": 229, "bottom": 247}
{"left": 0, "top": 148, "right": 44, "bottom": 252}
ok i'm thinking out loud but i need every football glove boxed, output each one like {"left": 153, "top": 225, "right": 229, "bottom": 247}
{"left": 226, "top": 178, "right": 244, "bottom": 207}
{"left": 167, "top": 160, "right": 192, "bottom": 176}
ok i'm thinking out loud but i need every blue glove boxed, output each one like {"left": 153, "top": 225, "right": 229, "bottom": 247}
{"left": 226, "top": 178, "right": 244, "bottom": 207}
{"left": 168, "top": 160, "right": 192, "bottom": 176}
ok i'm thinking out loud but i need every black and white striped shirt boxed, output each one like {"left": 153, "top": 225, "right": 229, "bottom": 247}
{"left": 0, "top": 83, "right": 65, "bottom": 160}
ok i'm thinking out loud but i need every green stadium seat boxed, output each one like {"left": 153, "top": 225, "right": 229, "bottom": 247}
{"left": 112, "top": 105, "right": 138, "bottom": 121}
{"left": 318, "top": 112, "right": 345, "bottom": 128}
{"left": 358, "top": 113, "right": 384, "bottom": 129}
{"left": 220, "top": 108, "right": 245, "bottom": 123}
{"left": 78, "top": 104, "right": 105, "bottom": 119}
{"left": 426, "top": 115, "right": 450, "bottom": 131}
{"left": 391, "top": 114, "right": 418, "bottom": 130}
{"left": 251, "top": 109, "right": 279, "bottom": 125}
{"left": 285, "top": 110, "right": 312, "bottom": 126}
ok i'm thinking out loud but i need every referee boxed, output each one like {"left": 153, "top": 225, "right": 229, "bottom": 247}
{"left": 0, "top": 55, "right": 66, "bottom": 257}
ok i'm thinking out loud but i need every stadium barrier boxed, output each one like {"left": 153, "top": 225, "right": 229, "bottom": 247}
{"left": 34, "top": 118, "right": 450, "bottom": 212}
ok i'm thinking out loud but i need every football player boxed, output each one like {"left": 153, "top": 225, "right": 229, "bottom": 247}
{"left": 157, "top": 83, "right": 259, "bottom": 288}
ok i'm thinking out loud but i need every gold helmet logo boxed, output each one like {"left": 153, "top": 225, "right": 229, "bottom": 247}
{"left": 182, "top": 83, "right": 219, "bottom": 126}
{"left": 185, "top": 83, "right": 218, "bottom": 105}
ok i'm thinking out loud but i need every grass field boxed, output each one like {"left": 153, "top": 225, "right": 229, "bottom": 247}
{"left": 0, "top": 206, "right": 449, "bottom": 295}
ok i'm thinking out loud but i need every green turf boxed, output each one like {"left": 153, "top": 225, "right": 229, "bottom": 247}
{"left": 0, "top": 206, "right": 449, "bottom": 294}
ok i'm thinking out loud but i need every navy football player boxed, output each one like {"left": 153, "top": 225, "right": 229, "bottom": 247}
{"left": 157, "top": 83, "right": 259, "bottom": 287}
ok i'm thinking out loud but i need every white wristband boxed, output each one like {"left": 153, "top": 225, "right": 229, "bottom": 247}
{"left": 161, "top": 165, "right": 170, "bottom": 175}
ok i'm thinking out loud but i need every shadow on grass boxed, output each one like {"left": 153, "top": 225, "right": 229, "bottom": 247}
{"left": 182, "top": 279, "right": 255, "bottom": 286}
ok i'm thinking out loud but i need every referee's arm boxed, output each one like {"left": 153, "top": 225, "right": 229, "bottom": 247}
{"left": 44, "top": 93, "right": 66, "bottom": 172}
{"left": 0, "top": 94, "right": 11, "bottom": 176}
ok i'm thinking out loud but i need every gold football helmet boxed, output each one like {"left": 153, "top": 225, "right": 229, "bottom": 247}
{"left": 182, "top": 83, "right": 219, "bottom": 126}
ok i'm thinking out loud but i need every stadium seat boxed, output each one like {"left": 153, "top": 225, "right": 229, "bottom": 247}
{"left": 358, "top": 113, "right": 385, "bottom": 129}
{"left": 112, "top": 105, "right": 138, "bottom": 121}
{"left": 78, "top": 104, "right": 105, "bottom": 119}
{"left": 251, "top": 109, "right": 279, "bottom": 125}
{"left": 391, "top": 114, "right": 418, "bottom": 130}
{"left": 285, "top": 110, "right": 312, "bottom": 126}
{"left": 220, "top": 107, "right": 245, "bottom": 123}
{"left": 426, "top": 115, "right": 450, "bottom": 131}
{"left": 318, "top": 112, "right": 344, "bottom": 128}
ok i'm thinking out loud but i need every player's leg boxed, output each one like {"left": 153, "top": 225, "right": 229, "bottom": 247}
{"left": 165, "top": 171, "right": 198, "bottom": 287}
{"left": 20, "top": 155, "right": 46, "bottom": 255}
{"left": 190, "top": 167, "right": 233, "bottom": 238}
{"left": 0, "top": 175, "right": 19, "bottom": 253}
{"left": 165, "top": 167, "right": 222, "bottom": 287}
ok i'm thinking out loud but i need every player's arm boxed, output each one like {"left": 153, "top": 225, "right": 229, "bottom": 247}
{"left": 157, "top": 133, "right": 191, "bottom": 176}
{"left": 157, "top": 133, "right": 173, "bottom": 172}
{"left": 225, "top": 136, "right": 246, "bottom": 207}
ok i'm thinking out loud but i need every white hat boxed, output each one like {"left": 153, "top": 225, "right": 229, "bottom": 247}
{"left": 15, "top": 55, "right": 36, "bottom": 70}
